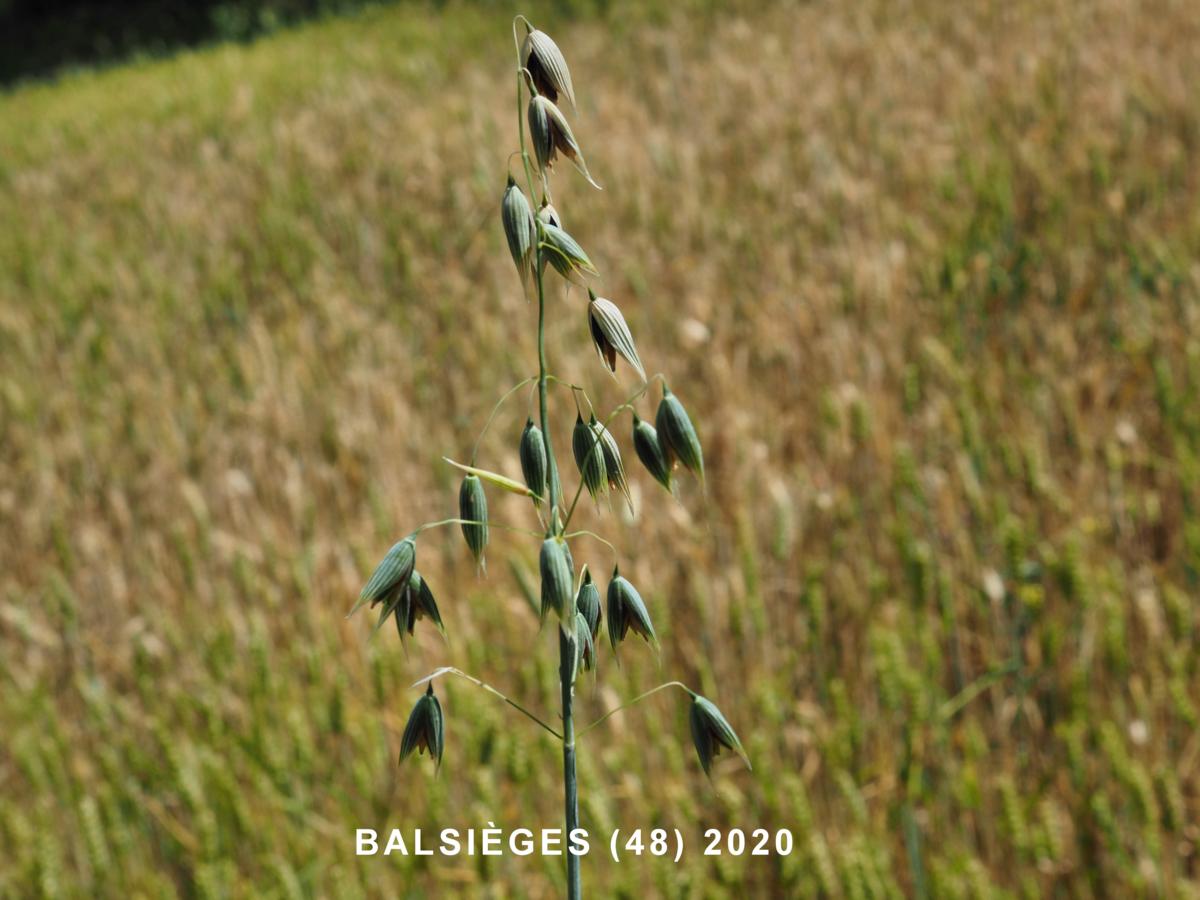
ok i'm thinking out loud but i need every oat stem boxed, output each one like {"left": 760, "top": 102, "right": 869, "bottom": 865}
{"left": 515, "top": 21, "right": 579, "bottom": 895}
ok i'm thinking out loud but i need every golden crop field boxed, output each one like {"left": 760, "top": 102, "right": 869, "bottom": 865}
{"left": 1, "top": 0, "right": 1198, "bottom": 896}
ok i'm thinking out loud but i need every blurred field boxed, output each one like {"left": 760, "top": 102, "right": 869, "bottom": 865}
{"left": 2, "top": 0, "right": 1199, "bottom": 896}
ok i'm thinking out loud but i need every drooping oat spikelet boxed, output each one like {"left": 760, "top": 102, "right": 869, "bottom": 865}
{"left": 590, "top": 415, "right": 632, "bottom": 514}
{"left": 631, "top": 414, "right": 672, "bottom": 492}
{"left": 575, "top": 566, "right": 602, "bottom": 641}
{"left": 501, "top": 176, "right": 537, "bottom": 297}
{"left": 587, "top": 291, "right": 646, "bottom": 381}
{"left": 605, "top": 566, "right": 658, "bottom": 657}
{"left": 539, "top": 537, "right": 574, "bottom": 621}
{"left": 527, "top": 95, "right": 601, "bottom": 190}
{"left": 537, "top": 200, "right": 561, "bottom": 229}
{"left": 459, "top": 475, "right": 488, "bottom": 574}
{"left": 351, "top": 536, "right": 416, "bottom": 617}
{"left": 539, "top": 221, "right": 598, "bottom": 283}
{"left": 521, "top": 26, "right": 576, "bottom": 109}
{"left": 574, "top": 612, "right": 596, "bottom": 673}
{"left": 400, "top": 685, "right": 445, "bottom": 770}
{"left": 655, "top": 384, "right": 704, "bottom": 483}
{"left": 572, "top": 413, "right": 607, "bottom": 502}
{"left": 395, "top": 571, "right": 444, "bottom": 639}
{"left": 519, "top": 417, "right": 548, "bottom": 501}
{"left": 688, "top": 695, "right": 751, "bottom": 777}
{"left": 536, "top": 201, "right": 563, "bottom": 277}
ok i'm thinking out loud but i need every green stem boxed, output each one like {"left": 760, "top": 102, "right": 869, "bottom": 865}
{"left": 516, "top": 18, "right": 577, "bottom": 897}
{"left": 413, "top": 666, "right": 561, "bottom": 740}
{"left": 576, "top": 681, "right": 692, "bottom": 737}
{"left": 413, "top": 518, "right": 542, "bottom": 539}
{"left": 560, "top": 626, "right": 581, "bottom": 900}
{"left": 538, "top": 241, "right": 579, "bottom": 900}
{"left": 563, "top": 530, "right": 618, "bottom": 565}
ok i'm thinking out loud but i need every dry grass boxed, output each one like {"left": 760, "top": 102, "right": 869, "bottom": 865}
{"left": 2, "top": 0, "right": 1199, "bottom": 896}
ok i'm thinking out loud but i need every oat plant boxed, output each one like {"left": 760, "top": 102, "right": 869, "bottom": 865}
{"left": 349, "top": 17, "right": 750, "bottom": 897}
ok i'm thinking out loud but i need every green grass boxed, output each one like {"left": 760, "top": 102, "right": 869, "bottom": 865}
{"left": 1, "top": 0, "right": 1199, "bottom": 896}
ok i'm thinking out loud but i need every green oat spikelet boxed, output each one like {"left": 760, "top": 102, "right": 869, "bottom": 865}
{"left": 501, "top": 176, "right": 537, "bottom": 297}
{"left": 537, "top": 200, "right": 561, "bottom": 229}
{"left": 459, "top": 475, "right": 489, "bottom": 574}
{"left": 394, "top": 571, "right": 445, "bottom": 639}
{"left": 576, "top": 566, "right": 602, "bottom": 642}
{"left": 527, "top": 94, "right": 600, "bottom": 190}
{"left": 655, "top": 384, "right": 704, "bottom": 483}
{"left": 519, "top": 417, "right": 548, "bottom": 502}
{"left": 590, "top": 415, "right": 632, "bottom": 514}
{"left": 351, "top": 535, "right": 416, "bottom": 617}
{"left": 632, "top": 413, "right": 672, "bottom": 492}
{"left": 588, "top": 291, "right": 645, "bottom": 381}
{"left": 606, "top": 566, "right": 658, "bottom": 657}
{"left": 539, "top": 537, "right": 574, "bottom": 621}
{"left": 539, "top": 221, "right": 597, "bottom": 283}
{"left": 375, "top": 578, "right": 410, "bottom": 636}
{"left": 520, "top": 24, "right": 576, "bottom": 109}
{"left": 400, "top": 684, "right": 445, "bottom": 770}
{"left": 573, "top": 413, "right": 607, "bottom": 502}
{"left": 575, "top": 611, "right": 596, "bottom": 673}
{"left": 688, "top": 694, "right": 751, "bottom": 777}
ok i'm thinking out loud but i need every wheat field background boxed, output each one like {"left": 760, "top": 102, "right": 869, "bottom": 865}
{"left": 2, "top": 0, "right": 1199, "bottom": 896}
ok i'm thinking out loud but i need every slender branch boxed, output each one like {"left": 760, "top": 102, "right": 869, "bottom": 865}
{"left": 547, "top": 375, "right": 588, "bottom": 394}
{"left": 577, "top": 681, "right": 694, "bottom": 737}
{"left": 563, "top": 529, "right": 618, "bottom": 565}
{"left": 414, "top": 518, "right": 542, "bottom": 539}
{"left": 413, "top": 667, "right": 562, "bottom": 740}
{"left": 471, "top": 376, "right": 537, "bottom": 466}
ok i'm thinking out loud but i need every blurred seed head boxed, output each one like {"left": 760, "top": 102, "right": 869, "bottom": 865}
{"left": 521, "top": 27, "right": 576, "bottom": 109}
{"left": 688, "top": 694, "right": 750, "bottom": 777}
{"left": 632, "top": 413, "right": 673, "bottom": 492}
{"left": 606, "top": 566, "right": 658, "bottom": 656}
{"left": 400, "top": 684, "right": 445, "bottom": 770}
{"left": 588, "top": 291, "right": 646, "bottom": 381}
{"left": 655, "top": 384, "right": 705, "bottom": 483}
{"left": 458, "top": 475, "right": 488, "bottom": 574}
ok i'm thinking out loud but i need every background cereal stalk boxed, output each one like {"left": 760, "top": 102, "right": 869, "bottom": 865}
{"left": 346, "top": 15, "right": 751, "bottom": 899}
